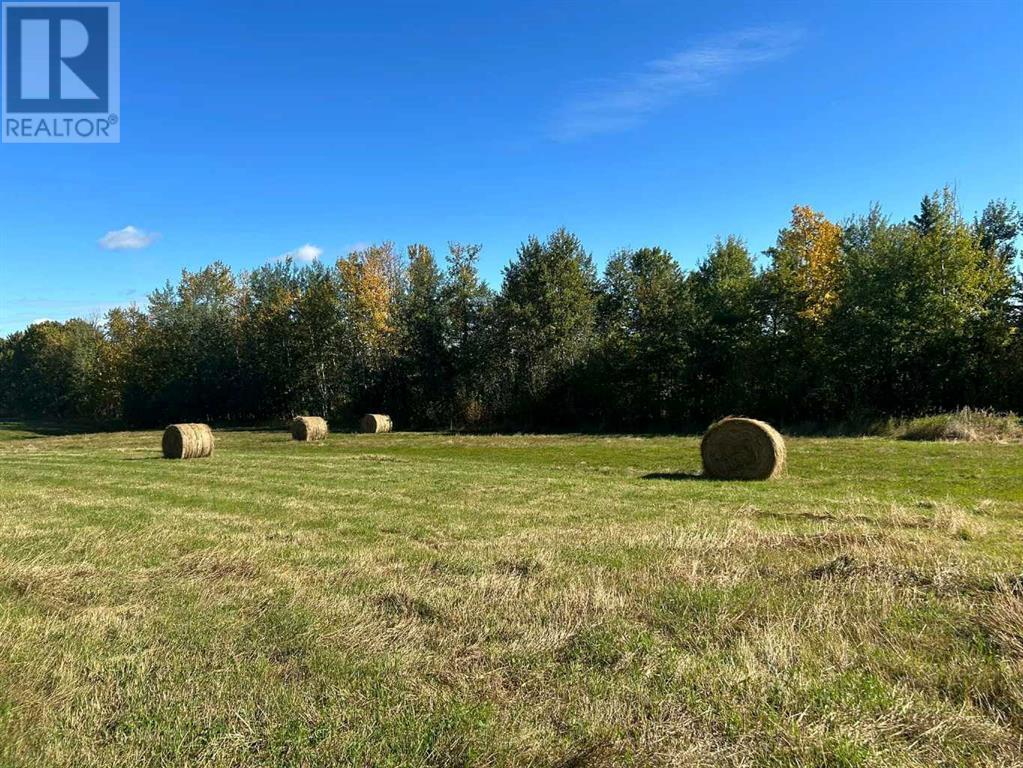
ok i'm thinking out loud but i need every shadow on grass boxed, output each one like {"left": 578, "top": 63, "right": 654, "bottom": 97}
{"left": 0, "top": 421, "right": 117, "bottom": 440}
{"left": 641, "top": 471, "right": 709, "bottom": 481}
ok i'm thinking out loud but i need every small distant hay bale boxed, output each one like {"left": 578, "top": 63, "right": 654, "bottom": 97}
{"left": 162, "top": 423, "right": 214, "bottom": 460}
{"left": 700, "top": 417, "right": 785, "bottom": 480}
{"left": 360, "top": 414, "right": 393, "bottom": 433}
{"left": 291, "top": 415, "right": 328, "bottom": 442}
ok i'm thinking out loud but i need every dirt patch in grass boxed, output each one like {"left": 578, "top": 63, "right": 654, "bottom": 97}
{"left": 372, "top": 591, "right": 442, "bottom": 623}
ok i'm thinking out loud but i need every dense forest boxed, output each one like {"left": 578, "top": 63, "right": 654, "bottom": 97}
{"left": 1, "top": 188, "right": 1020, "bottom": 431}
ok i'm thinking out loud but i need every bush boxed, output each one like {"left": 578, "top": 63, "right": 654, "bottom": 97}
{"left": 886, "top": 408, "right": 1023, "bottom": 442}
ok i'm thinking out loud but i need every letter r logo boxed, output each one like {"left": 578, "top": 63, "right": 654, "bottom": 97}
{"left": 4, "top": 4, "right": 111, "bottom": 113}
{"left": 20, "top": 17, "right": 99, "bottom": 100}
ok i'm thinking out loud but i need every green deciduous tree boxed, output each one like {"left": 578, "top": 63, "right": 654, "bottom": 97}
{"left": 392, "top": 244, "right": 449, "bottom": 427}
{"left": 832, "top": 190, "right": 1016, "bottom": 413}
{"left": 442, "top": 242, "right": 496, "bottom": 428}
{"left": 596, "top": 246, "right": 688, "bottom": 428}
{"left": 0, "top": 319, "right": 106, "bottom": 419}
{"left": 498, "top": 228, "right": 598, "bottom": 426}
{"left": 686, "top": 237, "right": 763, "bottom": 421}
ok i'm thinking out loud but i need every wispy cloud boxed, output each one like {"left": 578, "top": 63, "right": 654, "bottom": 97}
{"left": 275, "top": 243, "right": 324, "bottom": 263}
{"left": 551, "top": 26, "right": 802, "bottom": 141}
{"left": 98, "top": 225, "right": 160, "bottom": 250}
{"left": 342, "top": 241, "right": 370, "bottom": 255}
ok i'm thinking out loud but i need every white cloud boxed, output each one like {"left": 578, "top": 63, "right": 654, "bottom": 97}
{"left": 98, "top": 225, "right": 159, "bottom": 250}
{"left": 276, "top": 243, "right": 324, "bottom": 263}
{"left": 551, "top": 26, "right": 802, "bottom": 140}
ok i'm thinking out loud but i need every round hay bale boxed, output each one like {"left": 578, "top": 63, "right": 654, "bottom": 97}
{"left": 291, "top": 415, "right": 328, "bottom": 442}
{"left": 700, "top": 417, "right": 785, "bottom": 480}
{"left": 360, "top": 414, "right": 393, "bottom": 434}
{"left": 162, "top": 423, "right": 214, "bottom": 460}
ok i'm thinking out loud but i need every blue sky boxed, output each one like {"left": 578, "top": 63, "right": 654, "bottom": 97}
{"left": 1, "top": 0, "right": 1021, "bottom": 334}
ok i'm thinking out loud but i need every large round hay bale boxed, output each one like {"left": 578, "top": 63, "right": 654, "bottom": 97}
{"left": 360, "top": 414, "right": 393, "bottom": 433}
{"left": 700, "top": 417, "right": 785, "bottom": 480}
{"left": 291, "top": 415, "right": 328, "bottom": 441}
{"left": 162, "top": 423, "right": 214, "bottom": 460}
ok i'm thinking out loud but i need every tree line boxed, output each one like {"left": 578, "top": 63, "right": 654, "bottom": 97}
{"left": 2, "top": 188, "right": 1020, "bottom": 431}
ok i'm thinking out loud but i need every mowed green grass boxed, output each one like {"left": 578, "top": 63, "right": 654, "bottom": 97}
{"left": 0, "top": 424, "right": 1021, "bottom": 767}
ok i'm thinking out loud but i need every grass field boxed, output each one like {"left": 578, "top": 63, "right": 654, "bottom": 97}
{"left": 0, "top": 424, "right": 1021, "bottom": 767}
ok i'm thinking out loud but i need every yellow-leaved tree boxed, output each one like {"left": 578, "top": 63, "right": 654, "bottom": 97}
{"left": 337, "top": 242, "right": 400, "bottom": 364}
{"left": 772, "top": 205, "right": 843, "bottom": 323}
